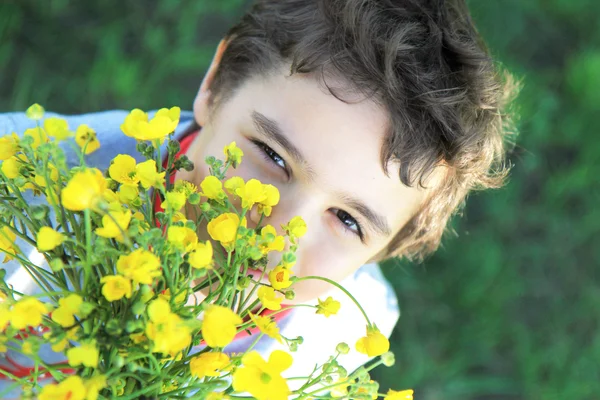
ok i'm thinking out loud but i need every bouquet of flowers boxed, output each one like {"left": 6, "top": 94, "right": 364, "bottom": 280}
{"left": 0, "top": 104, "right": 413, "bottom": 400}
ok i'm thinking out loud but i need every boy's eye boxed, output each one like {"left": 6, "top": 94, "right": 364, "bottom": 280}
{"left": 253, "top": 140, "right": 289, "bottom": 173}
{"left": 334, "top": 209, "right": 364, "bottom": 241}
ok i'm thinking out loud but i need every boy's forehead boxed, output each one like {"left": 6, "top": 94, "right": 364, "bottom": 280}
{"left": 220, "top": 68, "right": 433, "bottom": 234}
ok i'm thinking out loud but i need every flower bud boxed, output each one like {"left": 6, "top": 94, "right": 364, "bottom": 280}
{"left": 248, "top": 247, "right": 263, "bottom": 260}
{"left": 284, "top": 290, "right": 295, "bottom": 300}
{"left": 236, "top": 276, "right": 251, "bottom": 290}
{"left": 336, "top": 342, "right": 350, "bottom": 355}
{"left": 200, "top": 202, "right": 211, "bottom": 212}
{"left": 352, "top": 366, "right": 370, "bottom": 382}
{"left": 188, "top": 193, "right": 201, "bottom": 205}
{"left": 167, "top": 139, "right": 181, "bottom": 155}
{"left": 31, "top": 205, "right": 49, "bottom": 220}
{"left": 50, "top": 259, "right": 65, "bottom": 272}
{"left": 381, "top": 351, "right": 396, "bottom": 367}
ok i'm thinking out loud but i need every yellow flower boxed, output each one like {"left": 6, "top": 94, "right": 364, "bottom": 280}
{"left": 95, "top": 210, "right": 132, "bottom": 241}
{"left": 171, "top": 211, "right": 187, "bottom": 223}
{"left": 207, "top": 213, "right": 246, "bottom": 249}
{"left": 23, "top": 127, "right": 48, "bottom": 149}
{"left": 257, "top": 184, "right": 280, "bottom": 216}
{"left": 167, "top": 226, "right": 198, "bottom": 253}
{"left": 84, "top": 375, "right": 107, "bottom": 400}
{"left": 36, "top": 227, "right": 66, "bottom": 252}
{"left": 249, "top": 312, "right": 282, "bottom": 343}
{"left": 67, "top": 342, "right": 99, "bottom": 368}
{"left": 147, "top": 297, "right": 171, "bottom": 321}
{"left": 0, "top": 133, "right": 19, "bottom": 160}
{"left": 384, "top": 389, "right": 414, "bottom": 400}
{"left": 188, "top": 241, "right": 213, "bottom": 269}
{"left": 200, "top": 176, "right": 226, "bottom": 202}
{"left": 202, "top": 305, "right": 242, "bottom": 348}
{"left": 286, "top": 216, "right": 307, "bottom": 238}
{"left": 145, "top": 298, "right": 192, "bottom": 356}
{"left": 108, "top": 154, "right": 139, "bottom": 185}
{"left": 355, "top": 325, "right": 390, "bottom": 357}
{"left": 232, "top": 350, "right": 292, "bottom": 400}
{"left": 118, "top": 184, "right": 139, "bottom": 205}
{"left": 121, "top": 108, "right": 148, "bottom": 137}
{"left": 39, "top": 375, "right": 86, "bottom": 400}
{"left": 0, "top": 225, "right": 18, "bottom": 263}
{"left": 121, "top": 107, "right": 180, "bottom": 143}
{"left": 45, "top": 117, "right": 73, "bottom": 141}
{"left": 258, "top": 225, "right": 285, "bottom": 254}
{"left": 224, "top": 176, "right": 245, "bottom": 195}
{"left": 51, "top": 294, "right": 83, "bottom": 327}
{"left": 10, "top": 297, "right": 49, "bottom": 329}
{"left": 75, "top": 124, "right": 100, "bottom": 154}
{"left": 61, "top": 168, "right": 106, "bottom": 211}
{"left": 101, "top": 275, "right": 132, "bottom": 302}
{"left": 163, "top": 190, "right": 186, "bottom": 211}
{"left": 25, "top": 103, "right": 45, "bottom": 120}
{"left": 316, "top": 296, "right": 341, "bottom": 317}
{"left": 235, "top": 179, "right": 267, "bottom": 209}
{"left": 136, "top": 160, "right": 165, "bottom": 189}
{"left": 116, "top": 248, "right": 162, "bottom": 285}
{"left": 0, "top": 303, "right": 10, "bottom": 331}
{"left": 174, "top": 179, "right": 198, "bottom": 197}
{"left": 268, "top": 266, "right": 293, "bottom": 291}
{"left": 224, "top": 141, "right": 244, "bottom": 167}
{"left": 190, "top": 352, "right": 230, "bottom": 378}
{"left": 1, "top": 154, "right": 27, "bottom": 179}
{"left": 257, "top": 286, "right": 283, "bottom": 311}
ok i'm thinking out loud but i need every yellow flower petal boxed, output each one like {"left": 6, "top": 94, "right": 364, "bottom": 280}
{"left": 384, "top": 389, "right": 414, "bottom": 400}
{"left": 257, "top": 286, "right": 282, "bottom": 311}
{"left": 355, "top": 325, "right": 390, "bottom": 357}
{"left": 101, "top": 275, "right": 132, "bottom": 302}
{"left": 67, "top": 342, "right": 99, "bottom": 368}
{"left": 61, "top": 169, "right": 106, "bottom": 211}
{"left": 0, "top": 133, "right": 20, "bottom": 160}
{"left": 45, "top": 117, "right": 73, "bottom": 141}
{"left": 202, "top": 305, "right": 242, "bottom": 348}
{"left": 75, "top": 124, "right": 100, "bottom": 154}
{"left": 36, "top": 227, "right": 66, "bottom": 252}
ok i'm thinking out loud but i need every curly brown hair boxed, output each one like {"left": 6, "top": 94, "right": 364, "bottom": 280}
{"left": 208, "top": 0, "right": 518, "bottom": 262}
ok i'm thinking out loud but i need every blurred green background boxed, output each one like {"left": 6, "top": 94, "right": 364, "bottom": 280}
{"left": 1, "top": 0, "right": 599, "bottom": 398}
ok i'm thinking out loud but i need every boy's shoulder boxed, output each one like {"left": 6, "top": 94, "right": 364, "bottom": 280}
{"left": 0, "top": 109, "right": 195, "bottom": 169}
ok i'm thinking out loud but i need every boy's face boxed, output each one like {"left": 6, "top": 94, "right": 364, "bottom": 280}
{"left": 182, "top": 52, "right": 433, "bottom": 304}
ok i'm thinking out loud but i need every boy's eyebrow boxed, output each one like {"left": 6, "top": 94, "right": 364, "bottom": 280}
{"left": 251, "top": 111, "right": 309, "bottom": 168}
{"left": 251, "top": 110, "right": 391, "bottom": 238}
{"left": 338, "top": 193, "right": 392, "bottom": 237}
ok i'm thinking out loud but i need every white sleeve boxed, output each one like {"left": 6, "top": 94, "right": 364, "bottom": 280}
{"left": 267, "top": 263, "right": 400, "bottom": 383}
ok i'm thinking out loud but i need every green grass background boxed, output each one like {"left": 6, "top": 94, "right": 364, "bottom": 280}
{"left": 1, "top": 1, "right": 599, "bottom": 399}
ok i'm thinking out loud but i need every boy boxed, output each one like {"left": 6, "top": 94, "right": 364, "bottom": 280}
{"left": 0, "top": 0, "right": 515, "bottom": 392}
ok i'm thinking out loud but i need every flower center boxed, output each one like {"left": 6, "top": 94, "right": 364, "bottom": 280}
{"left": 260, "top": 372, "right": 272, "bottom": 384}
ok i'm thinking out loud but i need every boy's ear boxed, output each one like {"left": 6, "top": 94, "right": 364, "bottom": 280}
{"left": 193, "top": 38, "right": 229, "bottom": 127}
